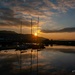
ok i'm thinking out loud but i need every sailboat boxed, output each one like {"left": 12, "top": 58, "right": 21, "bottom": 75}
{"left": 16, "top": 22, "right": 29, "bottom": 50}
{"left": 31, "top": 17, "right": 45, "bottom": 49}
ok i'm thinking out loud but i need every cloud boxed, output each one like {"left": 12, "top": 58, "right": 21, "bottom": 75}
{"left": 2, "top": 0, "right": 45, "bottom": 16}
{"left": 0, "top": 0, "right": 46, "bottom": 27}
{"left": 0, "top": 6, "right": 38, "bottom": 27}
{"left": 43, "top": 0, "right": 57, "bottom": 9}
{"left": 43, "top": 0, "right": 75, "bottom": 13}
{"left": 41, "top": 27, "right": 75, "bottom": 33}
{"left": 0, "top": 0, "right": 75, "bottom": 30}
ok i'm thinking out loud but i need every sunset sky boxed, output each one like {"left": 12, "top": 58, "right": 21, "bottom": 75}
{"left": 0, "top": 0, "right": 75, "bottom": 40}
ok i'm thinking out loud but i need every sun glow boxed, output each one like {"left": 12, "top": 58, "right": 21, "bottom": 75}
{"left": 34, "top": 33, "right": 37, "bottom": 36}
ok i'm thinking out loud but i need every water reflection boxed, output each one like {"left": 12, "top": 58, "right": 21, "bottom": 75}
{"left": 0, "top": 46, "right": 75, "bottom": 75}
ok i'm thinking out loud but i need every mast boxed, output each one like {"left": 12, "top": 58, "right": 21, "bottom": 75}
{"left": 20, "top": 20, "right": 22, "bottom": 34}
{"left": 37, "top": 16, "right": 39, "bottom": 75}
{"left": 31, "top": 18, "right": 32, "bottom": 35}
{"left": 19, "top": 21, "right": 22, "bottom": 74}
{"left": 31, "top": 18, "right": 33, "bottom": 74}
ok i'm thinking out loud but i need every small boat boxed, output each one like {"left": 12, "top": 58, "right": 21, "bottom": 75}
{"left": 31, "top": 44, "right": 45, "bottom": 49}
{"left": 21, "top": 50, "right": 27, "bottom": 53}
{"left": 16, "top": 44, "right": 28, "bottom": 50}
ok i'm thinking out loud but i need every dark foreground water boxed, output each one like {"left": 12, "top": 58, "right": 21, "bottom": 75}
{"left": 0, "top": 45, "right": 75, "bottom": 75}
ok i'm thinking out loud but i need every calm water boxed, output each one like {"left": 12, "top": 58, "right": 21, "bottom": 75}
{"left": 0, "top": 45, "right": 75, "bottom": 75}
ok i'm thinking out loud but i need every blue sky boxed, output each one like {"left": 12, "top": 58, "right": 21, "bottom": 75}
{"left": 0, "top": 0, "right": 75, "bottom": 39}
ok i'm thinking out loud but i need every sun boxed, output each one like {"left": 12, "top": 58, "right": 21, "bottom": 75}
{"left": 34, "top": 33, "right": 37, "bottom": 36}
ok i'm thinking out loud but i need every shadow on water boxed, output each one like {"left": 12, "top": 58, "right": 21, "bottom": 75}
{"left": 0, "top": 46, "right": 75, "bottom": 75}
{"left": 0, "top": 49, "right": 40, "bottom": 75}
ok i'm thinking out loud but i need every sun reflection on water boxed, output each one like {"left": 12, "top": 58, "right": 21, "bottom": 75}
{"left": 0, "top": 46, "right": 75, "bottom": 75}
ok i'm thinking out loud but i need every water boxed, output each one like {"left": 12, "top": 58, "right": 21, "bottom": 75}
{"left": 0, "top": 45, "right": 75, "bottom": 75}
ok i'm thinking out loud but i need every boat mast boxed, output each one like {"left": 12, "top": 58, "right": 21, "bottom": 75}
{"left": 31, "top": 18, "right": 32, "bottom": 35}
{"left": 19, "top": 21, "right": 22, "bottom": 74}
{"left": 31, "top": 18, "right": 33, "bottom": 74}
{"left": 37, "top": 16, "right": 39, "bottom": 75}
{"left": 20, "top": 21, "right": 22, "bottom": 34}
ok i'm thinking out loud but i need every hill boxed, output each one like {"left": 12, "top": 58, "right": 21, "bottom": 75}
{"left": 0, "top": 30, "right": 49, "bottom": 44}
